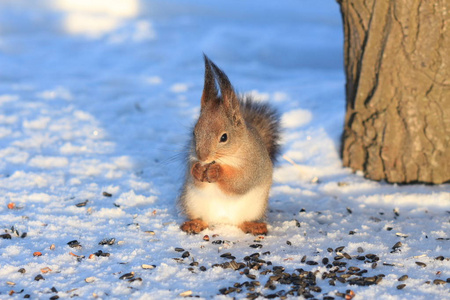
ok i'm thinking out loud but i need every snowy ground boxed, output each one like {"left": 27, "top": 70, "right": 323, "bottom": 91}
{"left": 0, "top": 0, "right": 449, "bottom": 299}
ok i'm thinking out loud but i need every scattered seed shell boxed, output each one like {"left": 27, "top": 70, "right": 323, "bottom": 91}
{"left": 85, "top": 277, "right": 96, "bottom": 283}
{"left": 179, "top": 290, "right": 193, "bottom": 297}
{"left": 397, "top": 284, "right": 406, "bottom": 289}
{"left": 142, "top": 264, "right": 156, "bottom": 269}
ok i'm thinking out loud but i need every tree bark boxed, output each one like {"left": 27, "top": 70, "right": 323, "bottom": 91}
{"left": 339, "top": 0, "right": 450, "bottom": 184}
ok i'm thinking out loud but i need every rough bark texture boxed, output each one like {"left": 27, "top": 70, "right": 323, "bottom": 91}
{"left": 339, "top": 0, "right": 450, "bottom": 184}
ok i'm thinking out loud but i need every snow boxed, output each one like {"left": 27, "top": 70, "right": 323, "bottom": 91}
{"left": 0, "top": 0, "right": 449, "bottom": 299}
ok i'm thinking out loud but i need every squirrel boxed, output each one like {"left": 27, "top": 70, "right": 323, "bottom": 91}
{"left": 178, "top": 55, "right": 281, "bottom": 235}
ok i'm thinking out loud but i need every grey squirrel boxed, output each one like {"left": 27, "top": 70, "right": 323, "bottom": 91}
{"left": 178, "top": 55, "right": 281, "bottom": 235}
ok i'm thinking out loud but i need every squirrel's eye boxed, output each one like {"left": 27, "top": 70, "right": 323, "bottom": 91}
{"left": 220, "top": 133, "right": 228, "bottom": 143}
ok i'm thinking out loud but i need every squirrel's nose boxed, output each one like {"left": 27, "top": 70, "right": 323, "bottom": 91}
{"left": 196, "top": 147, "right": 211, "bottom": 163}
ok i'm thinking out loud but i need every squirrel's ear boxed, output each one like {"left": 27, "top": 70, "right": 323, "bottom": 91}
{"left": 201, "top": 54, "right": 218, "bottom": 108}
{"left": 209, "top": 60, "right": 243, "bottom": 126}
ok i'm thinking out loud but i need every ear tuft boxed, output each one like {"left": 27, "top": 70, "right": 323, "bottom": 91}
{"left": 201, "top": 54, "right": 218, "bottom": 108}
{"left": 207, "top": 58, "right": 241, "bottom": 122}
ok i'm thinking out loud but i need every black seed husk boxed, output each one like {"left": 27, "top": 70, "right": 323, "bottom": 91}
{"left": 75, "top": 200, "right": 88, "bottom": 207}
{"left": 306, "top": 261, "right": 318, "bottom": 265}
{"left": 357, "top": 247, "right": 364, "bottom": 253}
{"left": 200, "top": 266, "right": 206, "bottom": 271}
{"left": 250, "top": 244, "right": 262, "bottom": 249}
{"left": 67, "top": 240, "right": 80, "bottom": 248}
{"left": 435, "top": 256, "right": 444, "bottom": 261}
{"left": 335, "top": 246, "right": 345, "bottom": 252}
{"left": 286, "top": 241, "right": 292, "bottom": 246}
{"left": 102, "top": 191, "right": 112, "bottom": 197}
{"left": 119, "top": 272, "right": 134, "bottom": 280}
{"left": 322, "top": 257, "right": 329, "bottom": 265}
{"left": 1, "top": 233, "right": 12, "bottom": 239}
{"left": 301, "top": 255, "right": 306, "bottom": 263}
{"left": 397, "top": 284, "right": 406, "bottom": 289}
{"left": 181, "top": 251, "right": 190, "bottom": 258}
{"left": 175, "top": 247, "right": 184, "bottom": 252}
{"left": 18, "top": 268, "right": 26, "bottom": 273}
{"left": 327, "top": 248, "right": 333, "bottom": 253}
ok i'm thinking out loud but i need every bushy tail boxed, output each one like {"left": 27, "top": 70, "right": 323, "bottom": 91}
{"left": 240, "top": 97, "right": 281, "bottom": 163}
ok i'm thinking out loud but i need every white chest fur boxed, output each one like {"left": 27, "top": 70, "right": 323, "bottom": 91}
{"left": 184, "top": 183, "right": 269, "bottom": 226}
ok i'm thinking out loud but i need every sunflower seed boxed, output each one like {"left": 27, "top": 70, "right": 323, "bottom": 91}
{"left": 392, "top": 242, "right": 402, "bottom": 249}
{"left": 415, "top": 262, "right": 426, "bottom": 267}
{"left": 433, "top": 279, "right": 446, "bottom": 285}
{"left": 67, "top": 240, "right": 80, "bottom": 248}
{"left": 174, "top": 247, "right": 184, "bottom": 252}
{"left": 398, "top": 275, "right": 408, "bottom": 281}
{"left": 34, "top": 274, "right": 44, "bottom": 281}
{"left": 102, "top": 191, "right": 112, "bottom": 197}
{"left": 99, "top": 238, "right": 115, "bottom": 245}
{"left": 335, "top": 246, "right": 345, "bottom": 252}
{"left": 75, "top": 200, "right": 88, "bottom": 207}
{"left": 396, "top": 284, "right": 406, "bottom": 289}
{"left": 182, "top": 251, "right": 190, "bottom": 258}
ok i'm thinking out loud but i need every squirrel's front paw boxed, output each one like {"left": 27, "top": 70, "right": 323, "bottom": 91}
{"left": 191, "top": 163, "right": 207, "bottom": 182}
{"left": 239, "top": 222, "right": 268, "bottom": 235}
{"left": 205, "top": 163, "right": 220, "bottom": 183}
{"left": 180, "top": 219, "right": 208, "bottom": 234}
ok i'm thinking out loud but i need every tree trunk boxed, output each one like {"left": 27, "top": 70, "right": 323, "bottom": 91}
{"left": 339, "top": 0, "right": 450, "bottom": 184}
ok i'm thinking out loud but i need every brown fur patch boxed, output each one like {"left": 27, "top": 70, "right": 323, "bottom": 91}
{"left": 217, "top": 164, "right": 242, "bottom": 194}
{"left": 238, "top": 221, "right": 268, "bottom": 235}
{"left": 180, "top": 219, "right": 208, "bottom": 234}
